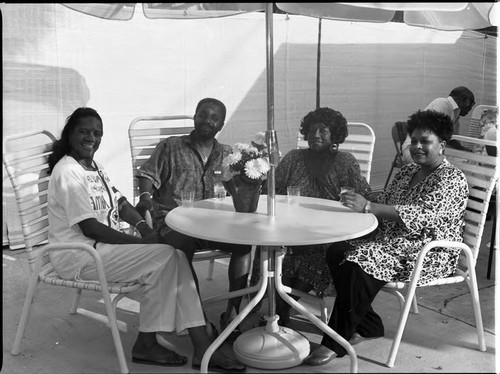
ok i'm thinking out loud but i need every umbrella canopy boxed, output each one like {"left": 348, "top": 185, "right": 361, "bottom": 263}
{"left": 60, "top": 2, "right": 497, "bottom": 216}
{"left": 62, "top": 3, "right": 498, "bottom": 29}
{"left": 276, "top": 3, "right": 498, "bottom": 31}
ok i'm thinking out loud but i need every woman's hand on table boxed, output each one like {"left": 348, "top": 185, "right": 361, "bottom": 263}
{"left": 340, "top": 191, "right": 367, "bottom": 213}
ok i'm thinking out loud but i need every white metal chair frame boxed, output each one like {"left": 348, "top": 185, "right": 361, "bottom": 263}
{"left": 382, "top": 135, "right": 495, "bottom": 367}
{"left": 297, "top": 121, "right": 376, "bottom": 183}
{"left": 5, "top": 130, "right": 139, "bottom": 374}
{"left": 128, "top": 115, "right": 231, "bottom": 280}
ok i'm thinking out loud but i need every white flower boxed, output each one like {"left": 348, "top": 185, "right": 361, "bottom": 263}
{"left": 221, "top": 133, "right": 271, "bottom": 182}
{"left": 245, "top": 159, "right": 264, "bottom": 179}
{"left": 254, "top": 132, "right": 266, "bottom": 144}
{"left": 233, "top": 143, "right": 253, "bottom": 153}
{"left": 222, "top": 152, "right": 242, "bottom": 167}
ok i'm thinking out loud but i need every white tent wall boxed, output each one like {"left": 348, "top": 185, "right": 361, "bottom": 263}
{"left": 2, "top": 4, "right": 497, "bottom": 248}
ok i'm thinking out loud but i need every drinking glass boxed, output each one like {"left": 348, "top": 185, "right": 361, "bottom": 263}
{"left": 340, "top": 186, "right": 354, "bottom": 203}
{"left": 287, "top": 186, "right": 301, "bottom": 203}
{"left": 214, "top": 182, "right": 226, "bottom": 200}
{"left": 181, "top": 191, "right": 195, "bottom": 207}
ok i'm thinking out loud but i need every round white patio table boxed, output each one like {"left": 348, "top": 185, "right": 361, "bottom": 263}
{"left": 166, "top": 194, "right": 378, "bottom": 373}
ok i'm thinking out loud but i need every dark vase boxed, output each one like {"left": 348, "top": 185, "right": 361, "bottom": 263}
{"left": 222, "top": 174, "right": 263, "bottom": 213}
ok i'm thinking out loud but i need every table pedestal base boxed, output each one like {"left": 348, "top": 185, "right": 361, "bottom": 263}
{"left": 233, "top": 315, "right": 310, "bottom": 370}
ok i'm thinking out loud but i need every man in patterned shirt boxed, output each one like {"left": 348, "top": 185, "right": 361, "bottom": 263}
{"left": 135, "top": 98, "right": 252, "bottom": 336}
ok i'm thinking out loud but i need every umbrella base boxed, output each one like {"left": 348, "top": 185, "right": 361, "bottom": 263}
{"left": 233, "top": 316, "right": 310, "bottom": 370}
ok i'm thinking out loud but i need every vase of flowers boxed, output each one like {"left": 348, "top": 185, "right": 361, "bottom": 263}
{"left": 222, "top": 132, "right": 271, "bottom": 213}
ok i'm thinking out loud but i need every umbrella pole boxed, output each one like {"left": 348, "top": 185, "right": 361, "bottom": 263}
{"left": 265, "top": 2, "right": 278, "bottom": 217}
{"left": 316, "top": 17, "right": 322, "bottom": 109}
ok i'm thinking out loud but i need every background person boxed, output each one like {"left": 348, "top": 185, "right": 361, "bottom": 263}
{"left": 305, "top": 109, "right": 469, "bottom": 366}
{"left": 47, "top": 107, "right": 244, "bottom": 371}
{"left": 401, "top": 86, "right": 476, "bottom": 164}
{"left": 135, "top": 97, "right": 252, "bottom": 338}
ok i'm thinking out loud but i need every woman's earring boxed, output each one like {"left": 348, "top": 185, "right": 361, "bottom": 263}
{"left": 439, "top": 149, "right": 443, "bottom": 155}
{"left": 330, "top": 143, "right": 339, "bottom": 153}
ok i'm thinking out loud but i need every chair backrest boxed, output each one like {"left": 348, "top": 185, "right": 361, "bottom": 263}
{"left": 297, "top": 122, "right": 375, "bottom": 183}
{"left": 392, "top": 121, "right": 408, "bottom": 156}
{"left": 3, "top": 130, "right": 57, "bottom": 270}
{"left": 466, "top": 104, "right": 498, "bottom": 139}
{"left": 128, "top": 115, "right": 194, "bottom": 205}
{"left": 445, "top": 135, "right": 498, "bottom": 263}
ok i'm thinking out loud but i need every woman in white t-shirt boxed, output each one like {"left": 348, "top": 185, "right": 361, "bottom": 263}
{"left": 47, "top": 107, "right": 244, "bottom": 372}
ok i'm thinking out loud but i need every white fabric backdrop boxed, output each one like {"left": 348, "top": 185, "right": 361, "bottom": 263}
{"left": 2, "top": 4, "right": 497, "bottom": 248}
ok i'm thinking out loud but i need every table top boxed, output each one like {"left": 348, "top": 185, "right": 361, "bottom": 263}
{"left": 166, "top": 195, "right": 378, "bottom": 246}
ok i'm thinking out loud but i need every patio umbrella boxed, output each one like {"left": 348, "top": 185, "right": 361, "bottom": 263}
{"left": 61, "top": 2, "right": 497, "bottom": 218}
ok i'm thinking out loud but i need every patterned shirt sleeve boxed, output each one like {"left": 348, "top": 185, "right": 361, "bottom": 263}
{"left": 135, "top": 139, "right": 170, "bottom": 189}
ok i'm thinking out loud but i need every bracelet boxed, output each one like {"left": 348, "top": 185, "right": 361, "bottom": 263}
{"left": 139, "top": 191, "right": 152, "bottom": 199}
{"left": 134, "top": 219, "right": 146, "bottom": 230}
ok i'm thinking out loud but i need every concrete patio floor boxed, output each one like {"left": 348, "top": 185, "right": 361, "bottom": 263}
{"left": 2, "top": 218, "right": 497, "bottom": 373}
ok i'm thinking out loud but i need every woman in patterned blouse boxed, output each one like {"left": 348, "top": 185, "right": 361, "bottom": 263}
{"left": 263, "top": 107, "right": 372, "bottom": 326}
{"left": 305, "top": 109, "right": 468, "bottom": 366}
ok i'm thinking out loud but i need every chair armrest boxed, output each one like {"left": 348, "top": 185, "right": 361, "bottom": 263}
{"left": 33, "top": 243, "right": 112, "bottom": 288}
{"left": 410, "top": 240, "right": 474, "bottom": 286}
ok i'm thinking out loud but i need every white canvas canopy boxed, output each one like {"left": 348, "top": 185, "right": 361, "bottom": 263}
{"left": 2, "top": 3, "right": 497, "bottom": 247}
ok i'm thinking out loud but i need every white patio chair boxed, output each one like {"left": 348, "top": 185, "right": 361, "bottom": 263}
{"left": 466, "top": 104, "right": 498, "bottom": 139}
{"left": 128, "top": 115, "right": 231, "bottom": 280}
{"left": 5, "top": 130, "right": 140, "bottom": 374}
{"left": 382, "top": 135, "right": 495, "bottom": 367}
{"left": 297, "top": 121, "right": 376, "bottom": 183}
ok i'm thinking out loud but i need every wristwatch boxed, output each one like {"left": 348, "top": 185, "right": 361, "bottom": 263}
{"left": 363, "top": 201, "right": 372, "bottom": 213}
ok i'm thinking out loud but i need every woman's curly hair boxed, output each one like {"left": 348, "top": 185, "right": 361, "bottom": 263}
{"left": 299, "top": 107, "right": 348, "bottom": 144}
{"left": 407, "top": 109, "right": 454, "bottom": 142}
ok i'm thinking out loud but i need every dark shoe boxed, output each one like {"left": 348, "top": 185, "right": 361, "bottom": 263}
{"left": 132, "top": 350, "right": 187, "bottom": 367}
{"left": 350, "top": 332, "right": 382, "bottom": 346}
{"left": 304, "top": 346, "right": 337, "bottom": 366}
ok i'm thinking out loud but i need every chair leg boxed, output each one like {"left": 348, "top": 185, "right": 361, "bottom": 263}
{"left": 411, "top": 292, "right": 419, "bottom": 314}
{"left": 100, "top": 287, "right": 129, "bottom": 374}
{"left": 207, "top": 259, "right": 215, "bottom": 281}
{"left": 487, "top": 214, "right": 496, "bottom": 279}
{"left": 11, "top": 274, "right": 40, "bottom": 355}
{"left": 386, "top": 282, "right": 419, "bottom": 367}
{"left": 70, "top": 288, "right": 83, "bottom": 314}
{"left": 466, "top": 265, "right": 487, "bottom": 351}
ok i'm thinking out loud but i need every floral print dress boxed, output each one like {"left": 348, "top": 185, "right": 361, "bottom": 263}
{"left": 345, "top": 158, "right": 468, "bottom": 286}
